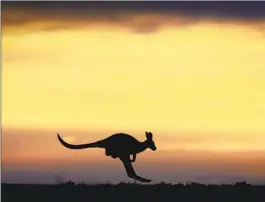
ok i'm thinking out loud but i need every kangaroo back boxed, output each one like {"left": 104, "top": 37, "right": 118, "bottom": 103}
{"left": 57, "top": 133, "right": 103, "bottom": 149}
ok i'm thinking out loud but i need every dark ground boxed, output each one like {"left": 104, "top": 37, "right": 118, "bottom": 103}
{"left": 2, "top": 181, "right": 265, "bottom": 202}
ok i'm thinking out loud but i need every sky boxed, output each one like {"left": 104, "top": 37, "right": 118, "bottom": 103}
{"left": 2, "top": 1, "right": 265, "bottom": 184}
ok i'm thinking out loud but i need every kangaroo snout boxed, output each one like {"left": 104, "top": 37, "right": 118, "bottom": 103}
{"left": 150, "top": 144, "right": 157, "bottom": 151}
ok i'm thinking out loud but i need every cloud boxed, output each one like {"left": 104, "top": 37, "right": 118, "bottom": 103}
{"left": 2, "top": 1, "right": 265, "bottom": 34}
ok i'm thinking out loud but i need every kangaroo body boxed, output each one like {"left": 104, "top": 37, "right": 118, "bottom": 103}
{"left": 100, "top": 133, "right": 149, "bottom": 159}
{"left": 57, "top": 131, "right": 157, "bottom": 183}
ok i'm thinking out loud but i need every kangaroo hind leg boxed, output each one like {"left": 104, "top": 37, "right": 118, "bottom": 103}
{"left": 119, "top": 156, "right": 151, "bottom": 183}
{"left": 105, "top": 148, "right": 118, "bottom": 159}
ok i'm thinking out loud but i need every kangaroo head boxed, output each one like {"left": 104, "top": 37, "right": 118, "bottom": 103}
{"left": 145, "top": 131, "right": 157, "bottom": 151}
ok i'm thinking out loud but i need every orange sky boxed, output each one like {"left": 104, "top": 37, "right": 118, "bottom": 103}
{"left": 2, "top": 2, "right": 265, "bottom": 184}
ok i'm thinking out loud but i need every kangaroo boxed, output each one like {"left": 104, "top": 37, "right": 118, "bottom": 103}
{"left": 57, "top": 131, "right": 157, "bottom": 183}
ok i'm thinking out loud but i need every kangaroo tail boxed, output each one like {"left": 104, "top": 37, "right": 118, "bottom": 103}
{"left": 57, "top": 133, "right": 103, "bottom": 149}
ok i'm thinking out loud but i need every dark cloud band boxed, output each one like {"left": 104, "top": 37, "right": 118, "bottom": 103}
{"left": 2, "top": 1, "right": 265, "bottom": 34}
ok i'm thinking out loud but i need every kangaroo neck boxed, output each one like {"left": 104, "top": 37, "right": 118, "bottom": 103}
{"left": 136, "top": 141, "right": 148, "bottom": 153}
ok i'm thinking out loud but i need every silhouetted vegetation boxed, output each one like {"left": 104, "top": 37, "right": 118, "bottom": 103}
{"left": 2, "top": 181, "right": 265, "bottom": 202}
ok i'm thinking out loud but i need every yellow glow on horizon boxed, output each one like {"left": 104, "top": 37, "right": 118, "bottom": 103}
{"left": 2, "top": 22, "right": 265, "bottom": 156}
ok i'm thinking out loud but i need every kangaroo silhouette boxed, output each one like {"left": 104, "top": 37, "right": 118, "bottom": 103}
{"left": 57, "top": 131, "right": 157, "bottom": 183}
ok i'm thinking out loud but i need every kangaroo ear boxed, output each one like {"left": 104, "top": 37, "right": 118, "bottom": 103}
{"left": 145, "top": 131, "right": 153, "bottom": 140}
